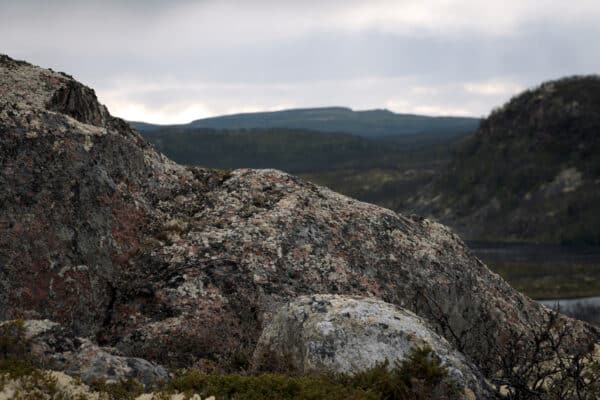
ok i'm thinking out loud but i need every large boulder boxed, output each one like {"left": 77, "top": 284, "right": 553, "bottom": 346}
{"left": 0, "top": 54, "right": 596, "bottom": 382}
{"left": 0, "top": 320, "right": 168, "bottom": 388}
{"left": 253, "top": 295, "right": 489, "bottom": 398}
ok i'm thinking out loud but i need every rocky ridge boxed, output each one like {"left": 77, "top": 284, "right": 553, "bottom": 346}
{"left": 0, "top": 55, "right": 597, "bottom": 393}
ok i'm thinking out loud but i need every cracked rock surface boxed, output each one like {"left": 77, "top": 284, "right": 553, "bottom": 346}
{"left": 0, "top": 54, "right": 596, "bottom": 382}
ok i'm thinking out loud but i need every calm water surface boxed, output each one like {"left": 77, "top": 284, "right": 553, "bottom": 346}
{"left": 466, "top": 241, "right": 600, "bottom": 265}
{"left": 466, "top": 241, "right": 600, "bottom": 322}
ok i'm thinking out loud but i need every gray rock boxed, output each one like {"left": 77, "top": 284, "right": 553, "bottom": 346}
{"left": 1, "top": 319, "right": 168, "bottom": 388}
{"left": 62, "top": 339, "right": 169, "bottom": 388}
{"left": 253, "top": 295, "right": 490, "bottom": 398}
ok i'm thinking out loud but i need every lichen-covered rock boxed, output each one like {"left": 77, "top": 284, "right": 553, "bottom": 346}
{"left": 1, "top": 320, "right": 168, "bottom": 388}
{"left": 0, "top": 369, "right": 209, "bottom": 400}
{"left": 0, "top": 371, "right": 102, "bottom": 400}
{"left": 0, "top": 54, "right": 597, "bottom": 383}
{"left": 253, "top": 295, "right": 489, "bottom": 398}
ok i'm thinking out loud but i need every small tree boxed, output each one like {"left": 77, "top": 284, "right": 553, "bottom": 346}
{"left": 491, "top": 309, "right": 599, "bottom": 400}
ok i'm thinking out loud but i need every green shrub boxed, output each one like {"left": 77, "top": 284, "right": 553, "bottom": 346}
{"left": 166, "top": 347, "right": 458, "bottom": 400}
{"left": 167, "top": 370, "right": 376, "bottom": 400}
{"left": 0, "top": 363, "right": 63, "bottom": 400}
{"left": 0, "top": 320, "right": 29, "bottom": 361}
{"left": 88, "top": 378, "right": 144, "bottom": 400}
{"left": 341, "top": 346, "right": 458, "bottom": 400}
{"left": 0, "top": 320, "right": 37, "bottom": 380}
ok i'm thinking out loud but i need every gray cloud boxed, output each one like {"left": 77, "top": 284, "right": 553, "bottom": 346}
{"left": 1, "top": 0, "right": 599, "bottom": 123}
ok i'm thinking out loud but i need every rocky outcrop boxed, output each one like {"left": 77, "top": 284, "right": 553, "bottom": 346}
{"left": 46, "top": 80, "right": 109, "bottom": 127}
{"left": 0, "top": 55, "right": 596, "bottom": 384}
{"left": 1, "top": 320, "right": 168, "bottom": 388}
{"left": 253, "top": 295, "right": 489, "bottom": 398}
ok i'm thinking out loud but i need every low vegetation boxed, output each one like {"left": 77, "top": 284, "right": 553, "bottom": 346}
{"left": 0, "top": 320, "right": 74, "bottom": 399}
{"left": 133, "top": 107, "right": 479, "bottom": 139}
{"left": 2, "top": 316, "right": 600, "bottom": 399}
{"left": 489, "top": 262, "right": 600, "bottom": 301}
{"left": 141, "top": 127, "right": 464, "bottom": 175}
{"left": 165, "top": 347, "right": 458, "bottom": 400}
{"left": 0, "top": 351, "right": 459, "bottom": 400}
{"left": 0, "top": 323, "right": 462, "bottom": 400}
{"left": 141, "top": 126, "right": 465, "bottom": 218}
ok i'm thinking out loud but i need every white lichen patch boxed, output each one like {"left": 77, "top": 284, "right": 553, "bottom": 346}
{"left": 555, "top": 167, "right": 583, "bottom": 193}
{"left": 172, "top": 275, "right": 206, "bottom": 299}
{"left": 542, "top": 167, "right": 583, "bottom": 196}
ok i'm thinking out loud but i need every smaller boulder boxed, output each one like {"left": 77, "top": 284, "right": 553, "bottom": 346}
{"left": 0, "top": 320, "right": 168, "bottom": 388}
{"left": 253, "top": 295, "right": 489, "bottom": 398}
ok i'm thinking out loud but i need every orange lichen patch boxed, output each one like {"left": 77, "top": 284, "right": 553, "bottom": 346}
{"left": 178, "top": 174, "right": 189, "bottom": 185}
{"left": 112, "top": 205, "right": 146, "bottom": 247}
{"left": 98, "top": 191, "right": 148, "bottom": 265}
{"left": 5, "top": 257, "right": 101, "bottom": 328}
{"left": 112, "top": 244, "right": 141, "bottom": 266}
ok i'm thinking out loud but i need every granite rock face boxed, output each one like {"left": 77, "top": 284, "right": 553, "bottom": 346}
{"left": 253, "top": 295, "right": 489, "bottom": 398}
{"left": 0, "top": 54, "right": 596, "bottom": 381}
{"left": 1, "top": 320, "right": 168, "bottom": 388}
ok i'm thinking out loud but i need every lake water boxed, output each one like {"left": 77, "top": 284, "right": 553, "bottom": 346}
{"left": 466, "top": 241, "right": 600, "bottom": 266}
{"left": 539, "top": 296, "right": 600, "bottom": 322}
{"left": 466, "top": 241, "right": 600, "bottom": 322}
{"left": 539, "top": 296, "right": 600, "bottom": 309}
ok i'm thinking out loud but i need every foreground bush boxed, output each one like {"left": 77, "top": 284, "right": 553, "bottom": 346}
{"left": 163, "top": 348, "right": 458, "bottom": 400}
{"left": 2, "top": 318, "right": 599, "bottom": 399}
{"left": 0, "top": 343, "right": 458, "bottom": 400}
{"left": 490, "top": 310, "right": 600, "bottom": 399}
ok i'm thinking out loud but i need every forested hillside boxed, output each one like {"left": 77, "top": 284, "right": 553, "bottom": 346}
{"left": 407, "top": 76, "right": 600, "bottom": 245}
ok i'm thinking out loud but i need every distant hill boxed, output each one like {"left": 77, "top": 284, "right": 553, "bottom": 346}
{"left": 131, "top": 106, "right": 480, "bottom": 138}
{"left": 406, "top": 76, "right": 600, "bottom": 245}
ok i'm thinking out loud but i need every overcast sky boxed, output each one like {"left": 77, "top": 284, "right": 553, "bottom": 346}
{"left": 2, "top": 0, "right": 599, "bottom": 124}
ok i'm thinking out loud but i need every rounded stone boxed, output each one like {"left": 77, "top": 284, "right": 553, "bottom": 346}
{"left": 253, "top": 294, "right": 490, "bottom": 398}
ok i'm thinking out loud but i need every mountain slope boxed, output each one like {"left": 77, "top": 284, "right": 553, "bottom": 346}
{"left": 131, "top": 106, "right": 480, "bottom": 138}
{"left": 407, "top": 76, "right": 600, "bottom": 244}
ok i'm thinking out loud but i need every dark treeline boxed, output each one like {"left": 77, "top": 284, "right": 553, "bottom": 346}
{"left": 141, "top": 127, "right": 468, "bottom": 174}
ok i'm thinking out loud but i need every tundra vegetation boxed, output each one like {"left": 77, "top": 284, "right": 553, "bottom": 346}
{"left": 0, "top": 321, "right": 459, "bottom": 400}
{"left": 1, "top": 318, "right": 599, "bottom": 399}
